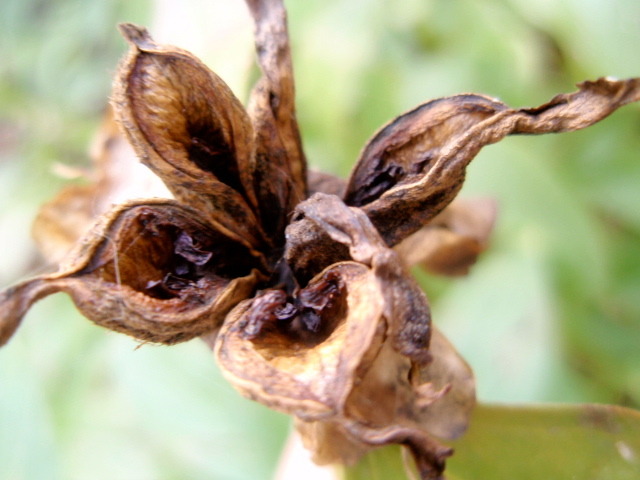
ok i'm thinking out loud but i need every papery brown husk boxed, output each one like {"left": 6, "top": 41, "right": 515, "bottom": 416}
{"left": 1, "top": 199, "right": 266, "bottom": 346}
{"left": 395, "top": 197, "right": 497, "bottom": 275}
{"left": 345, "top": 79, "right": 640, "bottom": 246}
{"left": 113, "top": 24, "right": 269, "bottom": 251}
{"left": 215, "top": 193, "right": 476, "bottom": 479}
{"left": 216, "top": 261, "right": 386, "bottom": 418}
{"left": 32, "top": 106, "right": 169, "bottom": 264}
{"left": 295, "top": 327, "right": 474, "bottom": 469}
{"left": 1, "top": 1, "right": 640, "bottom": 479}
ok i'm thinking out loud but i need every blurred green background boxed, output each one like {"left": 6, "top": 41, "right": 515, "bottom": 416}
{"left": 0, "top": 0, "right": 639, "bottom": 479}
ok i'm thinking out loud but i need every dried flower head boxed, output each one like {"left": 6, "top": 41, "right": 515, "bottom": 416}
{"left": 1, "top": 1, "right": 639, "bottom": 478}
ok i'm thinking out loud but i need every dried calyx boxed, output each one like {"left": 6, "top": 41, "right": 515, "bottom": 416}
{"left": 1, "top": 0, "right": 639, "bottom": 478}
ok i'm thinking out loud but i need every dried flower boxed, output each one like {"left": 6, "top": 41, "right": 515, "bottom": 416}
{"left": 1, "top": 1, "right": 639, "bottom": 478}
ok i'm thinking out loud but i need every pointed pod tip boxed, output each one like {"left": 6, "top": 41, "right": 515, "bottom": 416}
{"left": 576, "top": 76, "right": 640, "bottom": 99}
{"left": 118, "top": 23, "right": 156, "bottom": 51}
{"left": 0, "top": 278, "right": 50, "bottom": 347}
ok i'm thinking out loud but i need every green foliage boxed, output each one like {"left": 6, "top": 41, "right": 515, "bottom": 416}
{"left": 448, "top": 404, "right": 640, "bottom": 479}
{"left": 345, "top": 404, "right": 640, "bottom": 479}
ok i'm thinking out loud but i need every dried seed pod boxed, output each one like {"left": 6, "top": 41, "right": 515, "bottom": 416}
{"left": 1, "top": 0, "right": 639, "bottom": 478}
{"left": 245, "top": 0, "right": 307, "bottom": 241}
{"left": 216, "top": 261, "right": 385, "bottom": 419}
{"left": 114, "top": 24, "right": 266, "bottom": 249}
{"left": 345, "top": 80, "right": 640, "bottom": 246}
{"left": 1, "top": 200, "right": 265, "bottom": 346}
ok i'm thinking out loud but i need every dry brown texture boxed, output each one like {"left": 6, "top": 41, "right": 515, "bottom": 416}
{"left": 3, "top": 200, "right": 265, "bottom": 345}
{"left": 32, "top": 106, "right": 168, "bottom": 264}
{"left": 345, "top": 81, "right": 640, "bottom": 246}
{"left": 1, "top": 0, "right": 639, "bottom": 478}
{"left": 395, "top": 197, "right": 497, "bottom": 276}
{"left": 113, "top": 24, "right": 267, "bottom": 251}
{"left": 245, "top": 0, "right": 307, "bottom": 242}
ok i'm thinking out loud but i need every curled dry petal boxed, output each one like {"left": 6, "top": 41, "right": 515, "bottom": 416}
{"left": 294, "top": 330, "right": 473, "bottom": 479}
{"left": 410, "top": 328, "right": 476, "bottom": 441}
{"left": 0, "top": 279, "right": 60, "bottom": 346}
{"left": 113, "top": 24, "right": 267, "bottom": 249}
{"left": 32, "top": 184, "right": 106, "bottom": 265}
{"left": 345, "top": 78, "right": 640, "bottom": 246}
{"left": 1, "top": 200, "right": 265, "bottom": 346}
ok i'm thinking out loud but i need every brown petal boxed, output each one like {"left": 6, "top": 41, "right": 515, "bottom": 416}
{"left": 32, "top": 184, "right": 104, "bottom": 265}
{"left": 245, "top": 0, "right": 307, "bottom": 241}
{"left": 215, "top": 261, "right": 385, "bottom": 419}
{"left": 112, "top": 24, "right": 266, "bottom": 248}
{"left": 0, "top": 200, "right": 265, "bottom": 346}
{"left": 395, "top": 197, "right": 497, "bottom": 276}
{"left": 345, "top": 78, "right": 640, "bottom": 246}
